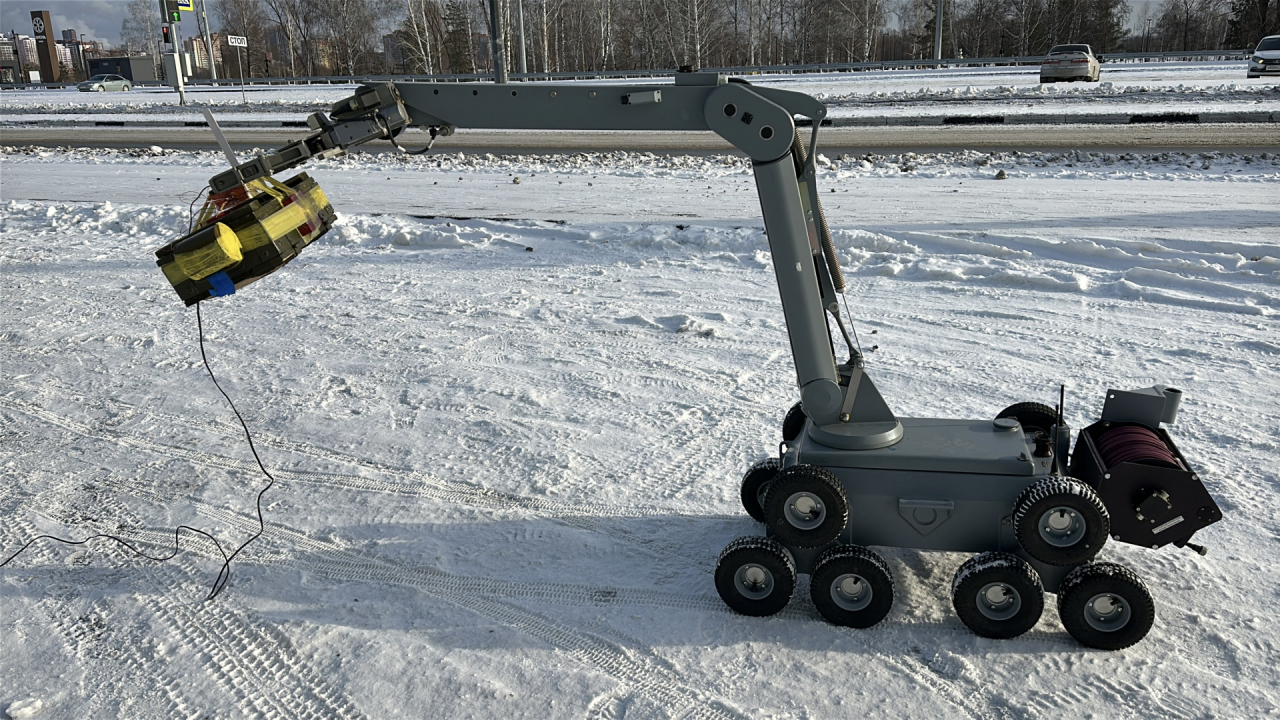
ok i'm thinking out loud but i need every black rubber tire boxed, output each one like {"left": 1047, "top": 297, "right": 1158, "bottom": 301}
{"left": 714, "top": 536, "right": 796, "bottom": 617}
{"left": 810, "top": 545, "right": 895, "bottom": 629}
{"left": 952, "top": 552, "right": 1045, "bottom": 639}
{"left": 1057, "top": 562, "right": 1155, "bottom": 650}
{"left": 740, "top": 457, "right": 780, "bottom": 523}
{"left": 1013, "top": 477, "right": 1109, "bottom": 566}
{"left": 762, "top": 465, "right": 848, "bottom": 548}
{"left": 996, "top": 401, "right": 1058, "bottom": 437}
{"left": 782, "top": 402, "right": 807, "bottom": 442}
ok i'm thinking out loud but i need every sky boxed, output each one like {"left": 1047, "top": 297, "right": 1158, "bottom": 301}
{"left": 4, "top": 0, "right": 134, "bottom": 46}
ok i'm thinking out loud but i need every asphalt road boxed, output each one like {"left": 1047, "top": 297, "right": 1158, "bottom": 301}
{"left": 2, "top": 123, "right": 1276, "bottom": 154}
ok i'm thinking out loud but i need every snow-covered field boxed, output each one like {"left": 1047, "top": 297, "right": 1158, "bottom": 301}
{"left": 3, "top": 61, "right": 1277, "bottom": 125}
{"left": 2, "top": 145, "right": 1279, "bottom": 719}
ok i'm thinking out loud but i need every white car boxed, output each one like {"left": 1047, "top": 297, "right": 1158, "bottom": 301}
{"left": 77, "top": 74, "right": 132, "bottom": 92}
{"left": 1247, "top": 35, "right": 1280, "bottom": 79}
{"left": 1040, "top": 44, "right": 1100, "bottom": 83}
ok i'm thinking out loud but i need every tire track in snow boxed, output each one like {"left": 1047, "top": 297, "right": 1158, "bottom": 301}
{"left": 108, "top": 474, "right": 1053, "bottom": 720}
{"left": 12, "top": 395, "right": 1038, "bottom": 719}
{"left": 4, "top": 392, "right": 740, "bottom": 572}
{"left": 8, "top": 491, "right": 366, "bottom": 720}
{"left": 4, "top": 516, "right": 205, "bottom": 720}
{"left": 1, "top": 394, "right": 717, "bottom": 522}
{"left": 139, "top": 565, "right": 367, "bottom": 720}
{"left": 103, "top": 476, "right": 748, "bottom": 720}
{"left": 103, "top": 475, "right": 724, "bottom": 615}
{"left": 13, "top": 448, "right": 1024, "bottom": 720}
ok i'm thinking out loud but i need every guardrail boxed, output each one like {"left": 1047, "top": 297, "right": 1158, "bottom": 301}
{"left": 1, "top": 49, "right": 1251, "bottom": 91}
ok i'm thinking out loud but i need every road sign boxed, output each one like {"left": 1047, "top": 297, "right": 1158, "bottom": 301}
{"left": 177, "top": 0, "right": 194, "bottom": 10}
{"left": 228, "top": 35, "right": 248, "bottom": 104}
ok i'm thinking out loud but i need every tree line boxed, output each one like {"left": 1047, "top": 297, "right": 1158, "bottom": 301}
{"left": 115, "top": 0, "right": 1278, "bottom": 78}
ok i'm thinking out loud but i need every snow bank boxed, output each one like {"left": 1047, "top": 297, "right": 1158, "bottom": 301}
{"left": 5, "top": 192, "right": 1273, "bottom": 320}
{"left": 818, "top": 80, "right": 1280, "bottom": 107}
{"left": 4, "top": 144, "right": 1279, "bottom": 184}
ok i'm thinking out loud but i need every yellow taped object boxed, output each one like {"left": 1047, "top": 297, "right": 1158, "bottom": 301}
{"left": 173, "top": 223, "right": 243, "bottom": 281}
{"left": 235, "top": 203, "right": 307, "bottom": 251}
{"left": 157, "top": 172, "right": 337, "bottom": 306}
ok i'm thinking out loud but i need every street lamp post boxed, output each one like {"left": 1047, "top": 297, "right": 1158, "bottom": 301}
{"left": 489, "top": 0, "right": 508, "bottom": 83}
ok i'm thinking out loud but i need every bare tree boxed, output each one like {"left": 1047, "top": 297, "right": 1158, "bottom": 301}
{"left": 320, "top": 0, "right": 381, "bottom": 74}
{"left": 400, "top": 0, "right": 445, "bottom": 73}
{"left": 1156, "top": 0, "right": 1230, "bottom": 49}
{"left": 215, "top": 0, "right": 270, "bottom": 76}
{"left": 120, "top": 0, "right": 161, "bottom": 58}
{"left": 261, "top": 0, "right": 301, "bottom": 74}
{"left": 443, "top": 0, "right": 478, "bottom": 72}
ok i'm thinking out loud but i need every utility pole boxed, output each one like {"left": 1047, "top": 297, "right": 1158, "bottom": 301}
{"left": 199, "top": 0, "right": 216, "bottom": 80}
{"left": 933, "top": 0, "right": 943, "bottom": 61}
{"left": 489, "top": 0, "right": 508, "bottom": 84}
{"left": 516, "top": 0, "right": 527, "bottom": 77}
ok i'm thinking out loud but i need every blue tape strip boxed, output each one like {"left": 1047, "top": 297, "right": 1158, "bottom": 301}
{"left": 207, "top": 271, "right": 236, "bottom": 298}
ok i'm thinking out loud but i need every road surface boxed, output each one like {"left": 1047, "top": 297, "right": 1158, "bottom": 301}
{"left": 2, "top": 123, "right": 1274, "bottom": 154}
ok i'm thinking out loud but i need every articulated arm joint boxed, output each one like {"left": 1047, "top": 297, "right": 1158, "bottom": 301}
{"left": 209, "top": 82, "right": 414, "bottom": 193}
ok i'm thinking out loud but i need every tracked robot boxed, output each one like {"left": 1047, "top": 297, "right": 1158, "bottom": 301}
{"left": 156, "top": 75, "right": 1223, "bottom": 649}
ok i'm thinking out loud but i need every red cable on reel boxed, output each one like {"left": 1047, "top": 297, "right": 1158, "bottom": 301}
{"left": 1097, "top": 425, "right": 1183, "bottom": 470}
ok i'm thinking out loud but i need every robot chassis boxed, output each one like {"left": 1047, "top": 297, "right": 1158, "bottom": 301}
{"left": 193, "top": 74, "right": 1223, "bottom": 651}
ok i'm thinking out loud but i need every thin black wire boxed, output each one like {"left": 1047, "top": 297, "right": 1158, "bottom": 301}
{"left": 0, "top": 523, "right": 230, "bottom": 582}
{"left": 3, "top": 198, "right": 274, "bottom": 601}
{"left": 195, "top": 301, "right": 275, "bottom": 600}
{"left": 185, "top": 185, "right": 210, "bottom": 233}
{"left": 379, "top": 113, "right": 437, "bottom": 155}
{"left": 1, "top": 306, "right": 273, "bottom": 601}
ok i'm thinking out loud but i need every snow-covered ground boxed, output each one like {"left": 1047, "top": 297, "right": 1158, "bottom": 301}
{"left": 2, "top": 146, "right": 1279, "bottom": 719}
{"left": 3, "top": 61, "right": 1277, "bottom": 126}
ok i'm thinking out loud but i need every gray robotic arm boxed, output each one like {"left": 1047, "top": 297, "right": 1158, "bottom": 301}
{"left": 208, "top": 73, "right": 900, "bottom": 450}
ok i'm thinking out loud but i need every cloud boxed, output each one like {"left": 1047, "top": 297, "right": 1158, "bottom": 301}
{"left": 3, "top": 1, "right": 136, "bottom": 47}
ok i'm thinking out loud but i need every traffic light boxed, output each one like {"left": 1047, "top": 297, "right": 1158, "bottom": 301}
{"left": 158, "top": 0, "right": 180, "bottom": 23}
{"left": 162, "top": 24, "right": 171, "bottom": 44}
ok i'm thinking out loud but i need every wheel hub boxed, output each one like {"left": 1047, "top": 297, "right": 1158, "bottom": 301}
{"left": 734, "top": 563, "right": 775, "bottom": 600}
{"left": 976, "top": 582, "right": 1023, "bottom": 621}
{"left": 784, "top": 492, "right": 826, "bottom": 530}
{"left": 831, "top": 572, "right": 873, "bottom": 611}
{"left": 1083, "top": 592, "right": 1131, "bottom": 632}
{"left": 1039, "top": 506, "right": 1086, "bottom": 547}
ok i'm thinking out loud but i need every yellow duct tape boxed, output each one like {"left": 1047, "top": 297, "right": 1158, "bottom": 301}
{"left": 173, "top": 222, "right": 243, "bottom": 281}
{"left": 235, "top": 202, "right": 308, "bottom": 251}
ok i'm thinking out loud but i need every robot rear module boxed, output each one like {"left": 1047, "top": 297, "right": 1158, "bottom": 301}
{"left": 158, "top": 76, "right": 1224, "bottom": 650}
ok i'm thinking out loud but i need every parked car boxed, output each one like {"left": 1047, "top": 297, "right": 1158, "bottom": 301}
{"left": 1248, "top": 35, "right": 1280, "bottom": 78}
{"left": 1040, "top": 44, "right": 1100, "bottom": 83}
{"left": 77, "top": 74, "right": 132, "bottom": 92}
